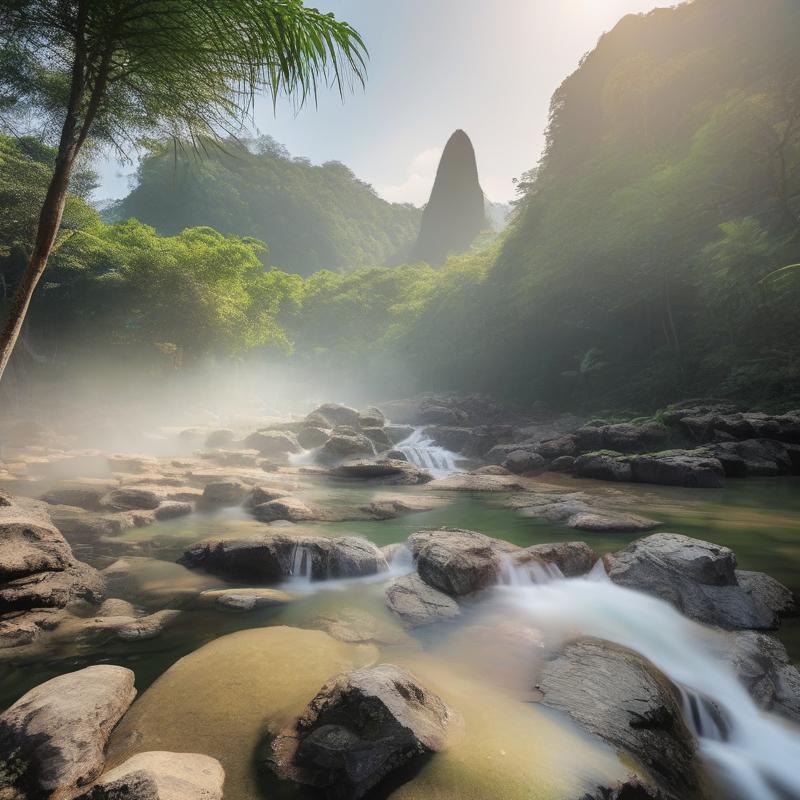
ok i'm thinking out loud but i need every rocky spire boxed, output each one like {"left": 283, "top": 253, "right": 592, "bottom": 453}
{"left": 413, "top": 129, "right": 487, "bottom": 265}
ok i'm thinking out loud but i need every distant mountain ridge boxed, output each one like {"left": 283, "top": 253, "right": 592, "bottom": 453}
{"left": 110, "top": 136, "right": 422, "bottom": 276}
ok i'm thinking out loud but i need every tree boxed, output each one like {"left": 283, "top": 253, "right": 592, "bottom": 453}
{"left": 0, "top": 0, "right": 367, "bottom": 381}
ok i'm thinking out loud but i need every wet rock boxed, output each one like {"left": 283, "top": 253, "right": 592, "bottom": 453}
{"left": 549, "top": 455, "right": 576, "bottom": 472}
{"left": 107, "top": 455, "right": 159, "bottom": 474}
{"left": 674, "top": 409, "right": 800, "bottom": 444}
{"left": 426, "top": 473, "right": 530, "bottom": 491}
{"left": 199, "top": 587, "right": 293, "bottom": 611}
{"left": 317, "top": 433, "right": 377, "bottom": 466}
{"left": 180, "top": 534, "right": 387, "bottom": 583}
{"left": 48, "top": 505, "right": 134, "bottom": 538}
{"left": 297, "top": 425, "right": 330, "bottom": 449}
{"left": 579, "top": 776, "right": 660, "bottom": 799}
{"left": 385, "top": 449, "right": 408, "bottom": 462}
{"left": 423, "top": 425, "right": 473, "bottom": 453}
{"left": 504, "top": 450, "right": 546, "bottom": 475}
{"left": 359, "top": 495, "right": 446, "bottom": 520}
{"left": 204, "top": 429, "right": 235, "bottom": 449}
{"left": 357, "top": 407, "right": 386, "bottom": 428}
{"left": 313, "top": 608, "right": 408, "bottom": 645}
{"left": 101, "top": 487, "right": 161, "bottom": 512}
{"left": 360, "top": 426, "right": 393, "bottom": 450}
{"left": 40, "top": 480, "right": 118, "bottom": 511}
{"left": 628, "top": 451, "right": 724, "bottom": 488}
{"left": 0, "top": 665, "right": 136, "bottom": 798}
{"left": 513, "top": 541, "right": 599, "bottom": 577}
{"left": 244, "top": 485, "right": 290, "bottom": 508}
{"left": 736, "top": 570, "right": 797, "bottom": 617}
{"left": 607, "top": 533, "right": 789, "bottom": 629}
{"left": 330, "top": 459, "right": 432, "bottom": 484}
{"left": 384, "top": 424, "right": 415, "bottom": 445}
{"left": 723, "top": 631, "right": 800, "bottom": 723}
{"left": 408, "top": 528, "right": 507, "bottom": 596}
{"left": 243, "top": 430, "right": 301, "bottom": 458}
{"left": 97, "top": 598, "right": 137, "bottom": 618}
{"left": 0, "top": 609, "right": 65, "bottom": 649}
{"left": 75, "top": 750, "right": 225, "bottom": 800}
{"left": 269, "top": 663, "right": 456, "bottom": 799}
{"left": 574, "top": 452, "right": 633, "bottom": 482}
{"left": 200, "top": 480, "right": 247, "bottom": 507}
{"left": 309, "top": 404, "right": 361, "bottom": 429}
{"left": 576, "top": 422, "right": 670, "bottom": 454}
{"left": 251, "top": 496, "right": 317, "bottom": 523}
{"left": 567, "top": 511, "right": 660, "bottom": 533}
{"left": 534, "top": 435, "right": 578, "bottom": 460}
{"left": 701, "top": 439, "right": 793, "bottom": 477}
{"left": 385, "top": 573, "right": 460, "bottom": 628}
{"left": 537, "top": 639, "right": 699, "bottom": 800}
{"left": 154, "top": 501, "right": 192, "bottom": 521}
{"left": 116, "top": 609, "right": 181, "bottom": 641}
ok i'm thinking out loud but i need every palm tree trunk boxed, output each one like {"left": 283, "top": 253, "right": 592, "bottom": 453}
{"left": 0, "top": 155, "right": 73, "bottom": 382}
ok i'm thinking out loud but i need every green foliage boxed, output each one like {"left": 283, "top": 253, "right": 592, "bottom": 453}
{"left": 111, "top": 136, "right": 421, "bottom": 276}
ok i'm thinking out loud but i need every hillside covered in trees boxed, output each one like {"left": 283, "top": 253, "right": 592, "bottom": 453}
{"left": 2, "top": 0, "right": 800, "bottom": 412}
{"left": 110, "top": 136, "right": 422, "bottom": 276}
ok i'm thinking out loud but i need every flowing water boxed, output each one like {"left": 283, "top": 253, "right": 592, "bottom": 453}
{"left": 1, "top": 467, "right": 799, "bottom": 799}
{"left": 396, "top": 427, "right": 461, "bottom": 475}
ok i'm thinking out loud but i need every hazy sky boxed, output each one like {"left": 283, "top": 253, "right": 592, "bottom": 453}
{"left": 95, "top": 0, "right": 673, "bottom": 206}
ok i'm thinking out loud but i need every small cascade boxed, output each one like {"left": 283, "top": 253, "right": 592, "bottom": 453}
{"left": 288, "top": 446, "right": 321, "bottom": 467}
{"left": 498, "top": 554, "right": 564, "bottom": 586}
{"left": 387, "top": 544, "right": 415, "bottom": 576}
{"left": 504, "top": 577, "right": 800, "bottom": 800}
{"left": 288, "top": 544, "right": 313, "bottom": 585}
{"left": 396, "top": 428, "right": 460, "bottom": 476}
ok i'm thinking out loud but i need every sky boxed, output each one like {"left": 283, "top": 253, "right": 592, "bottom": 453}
{"left": 94, "top": 0, "right": 674, "bottom": 207}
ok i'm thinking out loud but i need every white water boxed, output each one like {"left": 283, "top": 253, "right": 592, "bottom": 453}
{"left": 288, "top": 446, "right": 321, "bottom": 467}
{"left": 395, "top": 427, "right": 460, "bottom": 476}
{"left": 288, "top": 543, "right": 313, "bottom": 585}
{"left": 497, "top": 565, "right": 800, "bottom": 800}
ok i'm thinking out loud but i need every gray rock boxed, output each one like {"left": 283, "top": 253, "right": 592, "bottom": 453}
{"left": 357, "top": 406, "right": 386, "bottom": 428}
{"left": 360, "top": 426, "right": 393, "bottom": 450}
{"left": 385, "top": 573, "right": 460, "bottom": 628}
{"left": 244, "top": 485, "right": 290, "bottom": 508}
{"left": 629, "top": 451, "right": 725, "bottom": 488}
{"left": 75, "top": 750, "right": 224, "bottom": 800}
{"left": 250, "top": 496, "right": 316, "bottom": 523}
{"left": 384, "top": 424, "right": 416, "bottom": 444}
{"left": 297, "top": 425, "right": 330, "bottom": 449}
{"left": 308, "top": 403, "right": 361, "bottom": 428}
{"left": 101, "top": 488, "right": 161, "bottom": 512}
{"left": 423, "top": 425, "right": 473, "bottom": 453}
{"left": 316, "top": 433, "right": 377, "bottom": 465}
{"left": 607, "top": 533, "right": 789, "bottom": 629}
{"left": 701, "top": 439, "right": 793, "bottom": 477}
{"left": 549, "top": 455, "right": 576, "bottom": 472}
{"left": 513, "top": 541, "right": 599, "bottom": 577}
{"left": 204, "top": 428, "right": 235, "bottom": 449}
{"left": 534, "top": 435, "right": 578, "bottom": 460}
{"left": 576, "top": 422, "right": 670, "bottom": 454}
{"left": 200, "top": 480, "right": 247, "bottom": 507}
{"left": 269, "top": 664, "right": 456, "bottom": 799}
{"left": 574, "top": 452, "right": 633, "bottom": 482}
{"left": 0, "top": 665, "right": 136, "bottom": 798}
{"left": 153, "top": 501, "right": 192, "bottom": 521}
{"left": 567, "top": 511, "right": 660, "bottom": 533}
{"left": 242, "top": 429, "right": 301, "bottom": 458}
{"left": 330, "top": 459, "right": 432, "bottom": 484}
{"left": 504, "top": 450, "right": 546, "bottom": 474}
{"left": 40, "top": 480, "right": 117, "bottom": 511}
{"left": 537, "top": 639, "right": 699, "bottom": 800}
{"left": 736, "top": 570, "right": 797, "bottom": 617}
{"left": 116, "top": 609, "right": 181, "bottom": 641}
{"left": 181, "top": 533, "right": 387, "bottom": 583}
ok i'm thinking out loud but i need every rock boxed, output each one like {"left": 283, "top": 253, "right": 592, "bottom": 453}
{"left": 674, "top": 409, "right": 800, "bottom": 444}
{"left": 40, "top": 480, "right": 117, "bottom": 511}
{"left": 0, "top": 609, "right": 65, "bottom": 649}
{"left": 360, "top": 426, "right": 393, "bottom": 450}
{"left": 200, "top": 480, "right": 247, "bottom": 507}
{"left": 574, "top": 452, "right": 633, "bottom": 482}
{"left": 116, "top": 609, "right": 181, "bottom": 641}
{"left": 408, "top": 528, "right": 506, "bottom": 596}
{"left": 107, "top": 455, "right": 159, "bottom": 474}
{"left": 607, "top": 533, "right": 788, "bottom": 629}
{"left": 736, "top": 570, "right": 797, "bottom": 617}
{"left": 180, "top": 533, "right": 387, "bottom": 583}
{"left": 629, "top": 451, "right": 725, "bottom": 488}
{"left": 250, "top": 497, "right": 316, "bottom": 523}
{"left": 580, "top": 775, "right": 661, "bottom": 799}
{"left": 97, "top": 598, "right": 137, "bottom": 618}
{"left": 357, "top": 407, "right": 386, "bottom": 428}
{"left": 199, "top": 587, "right": 293, "bottom": 611}
{"left": 0, "top": 665, "right": 136, "bottom": 798}
{"left": 417, "top": 404, "right": 468, "bottom": 426}
{"left": 49, "top": 505, "right": 134, "bottom": 539}
{"left": 426, "top": 473, "right": 530, "bottom": 491}
{"left": 313, "top": 608, "right": 407, "bottom": 645}
{"left": 701, "top": 439, "right": 793, "bottom": 477}
{"left": 536, "top": 639, "right": 699, "bottom": 800}
{"left": 309, "top": 404, "right": 361, "bottom": 428}
{"left": 316, "top": 433, "right": 377, "bottom": 466}
{"left": 242, "top": 430, "right": 301, "bottom": 458}
{"left": 297, "top": 426, "right": 330, "bottom": 449}
{"left": 567, "top": 511, "right": 660, "bottom": 533}
{"left": 576, "top": 422, "right": 670, "bottom": 454}
{"left": 204, "top": 429, "right": 235, "bottom": 449}
{"left": 504, "top": 450, "right": 546, "bottom": 475}
{"left": 723, "top": 631, "right": 800, "bottom": 723}
{"left": 534, "top": 435, "right": 578, "bottom": 460}
{"left": 423, "top": 426, "right": 473, "bottom": 453}
{"left": 513, "top": 541, "right": 599, "bottom": 577}
{"left": 243, "top": 485, "right": 289, "bottom": 508}
{"left": 546, "top": 455, "right": 574, "bottom": 473}
{"left": 359, "top": 495, "right": 446, "bottom": 520}
{"left": 154, "top": 501, "right": 192, "bottom": 521}
{"left": 74, "top": 751, "right": 225, "bottom": 800}
{"left": 330, "top": 459, "right": 432, "bottom": 484}
{"left": 269, "top": 664, "right": 456, "bottom": 799}
{"left": 385, "top": 449, "right": 408, "bottom": 462}
{"left": 384, "top": 424, "right": 415, "bottom": 444}
{"left": 385, "top": 574, "right": 461, "bottom": 628}
{"left": 101, "top": 487, "right": 161, "bottom": 512}
{"left": 471, "top": 464, "right": 511, "bottom": 475}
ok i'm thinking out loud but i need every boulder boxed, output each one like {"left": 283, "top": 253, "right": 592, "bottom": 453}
{"left": 242, "top": 430, "right": 301, "bottom": 458}
{"left": 75, "top": 751, "right": 225, "bottom": 800}
{"left": 180, "top": 534, "right": 387, "bottom": 583}
{"left": 736, "top": 570, "right": 797, "bottom": 617}
{"left": 549, "top": 455, "right": 576, "bottom": 472}
{"left": 116, "top": 609, "right": 181, "bottom": 641}
{"left": 199, "top": 587, "right": 293, "bottom": 611}
{"left": 723, "top": 631, "right": 800, "bottom": 723}
{"left": 675, "top": 410, "right": 800, "bottom": 444}
{"left": 423, "top": 426, "right": 473, "bottom": 453}
{"left": 153, "top": 501, "right": 192, "bottom": 521}
{"left": 250, "top": 497, "right": 317, "bottom": 523}
{"left": 534, "top": 435, "right": 578, "bottom": 460}
{"left": 0, "top": 609, "right": 65, "bottom": 649}
{"left": 607, "top": 533, "right": 790, "bottom": 629}
{"left": 97, "top": 598, "right": 137, "bottom": 618}
{"left": 0, "top": 665, "right": 136, "bottom": 798}
{"left": 701, "top": 439, "right": 793, "bottom": 477}
{"left": 297, "top": 425, "right": 330, "bottom": 450}
{"left": 566, "top": 511, "right": 660, "bottom": 533}
{"left": 536, "top": 639, "right": 699, "bottom": 800}
{"left": 101, "top": 488, "right": 161, "bottom": 512}
{"left": 385, "top": 449, "right": 408, "bottom": 462}
{"left": 384, "top": 424, "right": 415, "bottom": 445}
{"left": 357, "top": 407, "right": 386, "bottom": 428}
{"left": 269, "top": 664, "right": 456, "bottom": 799}
{"left": 504, "top": 450, "right": 546, "bottom": 475}
{"left": 199, "top": 480, "right": 247, "bottom": 507}
{"left": 574, "top": 452, "right": 632, "bottom": 482}
{"left": 576, "top": 422, "right": 670, "bottom": 454}
{"left": 243, "top": 486, "right": 289, "bottom": 508}
{"left": 308, "top": 404, "right": 361, "bottom": 428}
{"left": 316, "top": 433, "right": 377, "bottom": 466}
{"left": 40, "top": 480, "right": 117, "bottom": 511}
{"left": 408, "top": 528, "right": 506, "bottom": 596}
{"left": 204, "top": 429, "right": 235, "bottom": 449}
{"left": 360, "top": 426, "right": 393, "bottom": 450}
{"left": 513, "top": 541, "right": 598, "bottom": 578}
{"left": 426, "top": 473, "right": 529, "bottom": 492}
{"left": 628, "top": 451, "right": 725, "bottom": 488}
{"left": 330, "top": 459, "right": 432, "bottom": 485}
{"left": 385, "top": 573, "right": 460, "bottom": 628}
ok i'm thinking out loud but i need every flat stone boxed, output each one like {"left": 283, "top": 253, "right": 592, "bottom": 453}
{"left": 116, "top": 610, "right": 181, "bottom": 641}
{"left": 154, "top": 501, "right": 193, "bottom": 521}
{"left": 385, "top": 573, "right": 461, "bottom": 628}
{"left": 566, "top": 511, "right": 660, "bottom": 533}
{"left": 199, "top": 588, "right": 293, "bottom": 611}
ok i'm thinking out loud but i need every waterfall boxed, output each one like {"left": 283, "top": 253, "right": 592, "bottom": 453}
{"left": 387, "top": 544, "right": 415, "bottom": 576}
{"left": 288, "top": 446, "right": 321, "bottom": 467}
{"left": 288, "top": 544, "right": 313, "bottom": 584}
{"left": 396, "top": 428, "right": 460, "bottom": 475}
{"left": 499, "top": 575, "right": 800, "bottom": 800}
{"left": 498, "top": 553, "right": 565, "bottom": 586}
